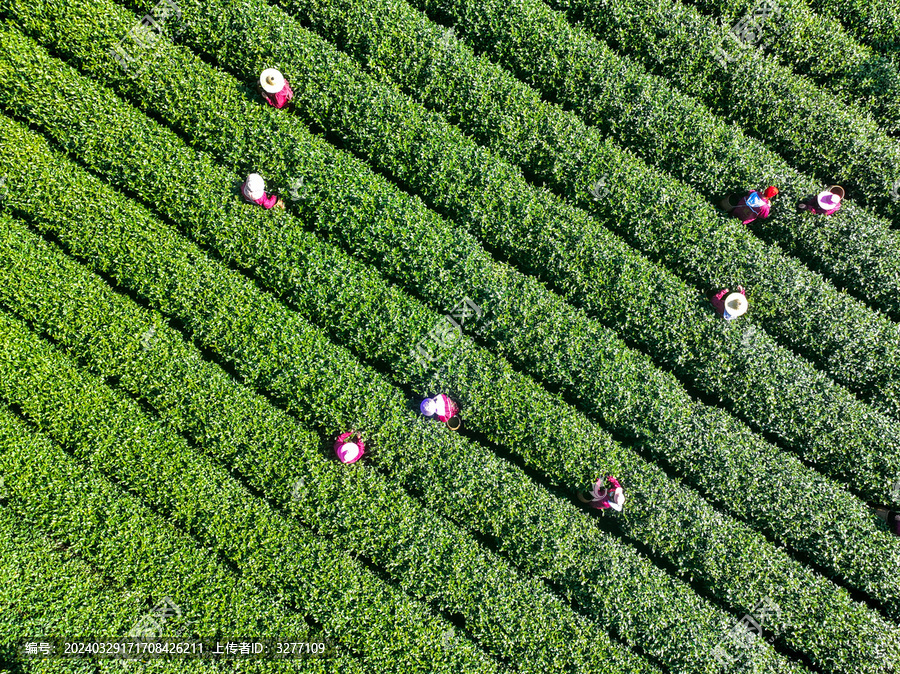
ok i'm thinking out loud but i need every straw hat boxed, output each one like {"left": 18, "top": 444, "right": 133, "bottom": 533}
{"left": 420, "top": 398, "right": 437, "bottom": 416}
{"left": 260, "top": 68, "right": 285, "bottom": 94}
{"left": 339, "top": 442, "right": 361, "bottom": 463}
{"left": 817, "top": 190, "right": 841, "bottom": 211}
{"left": 244, "top": 173, "right": 265, "bottom": 200}
{"left": 723, "top": 292, "right": 748, "bottom": 319}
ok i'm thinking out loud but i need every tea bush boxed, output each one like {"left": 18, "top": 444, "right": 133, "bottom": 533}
{"left": 0, "top": 115, "right": 896, "bottom": 673}
{"left": 3, "top": 33, "right": 900, "bottom": 634}
{"left": 683, "top": 0, "right": 900, "bottom": 133}
{"left": 0, "top": 213, "right": 798, "bottom": 674}
{"left": 0, "top": 410, "right": 364, "bottom": 674}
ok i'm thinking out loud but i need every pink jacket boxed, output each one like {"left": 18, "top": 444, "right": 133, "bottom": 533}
{"left": 592, "top": 476, "right": 623, "bottom": 510}
{"left": 263, "top": 81, "right": 294, "bottom": 109}
{"left": 731, "top": 191, "right": 771, "bottom": 224}
{"left": 241, "top": 181, "right": 279, "bottom": 209}
{"left": 334, "top": 432, "right": 365, "bottom": 464}
{"left": 710, "top": 287, "right": 745, "bottom": 319}
{"left": 434, "top": 394, "right": 459, "bottom": 423}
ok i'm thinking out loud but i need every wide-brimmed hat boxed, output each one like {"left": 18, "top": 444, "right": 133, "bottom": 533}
{"left": 339, "top": 442, "right": 361, "bottom": 463}
{"left": 420, "top": 398, "right": 437, "bottom": 416}
{"left": 244, "top": 172, "right": 265, "bottom": 200}
{"left": 260, "top": 68, "right": 286, "bottom": 94}
{"left": 723, "top": 292, "right": 748, "bottom": 318}
{"left": 817, "top": 190, "right": 841, "bottom": 210}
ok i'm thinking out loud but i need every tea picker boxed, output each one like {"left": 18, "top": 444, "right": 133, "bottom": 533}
{"left": 420, "top": 394, "right": 461, "bottom": 430}
{"left": 334, "top": 432, "right": 365, "bottom": 464}
{"left": 259, "top": 68, "right": 294, "bottom": 109}
{"left": 797, "top": 185, "right": 843, "bottom": 215}
{"left": 581, "top": 475, "right": 625, "bottom": 512}
{"left": 241, "top": 172, "right": 284, "bottom": 210}
{"left": 719, "top": 186, "right": 779, "bottom": 224}
{"left": 707, "top": 285, "right": 748, "bottom": 321}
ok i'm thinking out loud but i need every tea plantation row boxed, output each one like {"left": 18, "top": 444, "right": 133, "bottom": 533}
{"left": 0, "top": 102, "right": 898, "bottom": 671}
{"left": 1, "top": 0, "right": 899, "bottom": 670}
{"left": 18, "top": 0, "right": 900, "bottom": 506}
{"left": 4, "top": 26, "right": 900, "bottom": 622}
{"left": 0, "top": 408, "right": 365, "bottom": 674}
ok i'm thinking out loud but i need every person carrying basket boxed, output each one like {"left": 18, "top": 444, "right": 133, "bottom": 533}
{"left": 719, "top": 186, "right": 779, "bottom": 224}
{"left": 797, "top": 185, "right": 843, "bottom": 215}
{"left": 334, "top": 432, "right": 365, "bottom": 464}
{"left": 420, "top": 394, "right": 461, "bottom": 430}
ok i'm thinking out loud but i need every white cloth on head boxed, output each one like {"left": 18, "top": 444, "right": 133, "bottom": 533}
{"left": 243, "top": 173, "right": 265, "bottom": 201}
